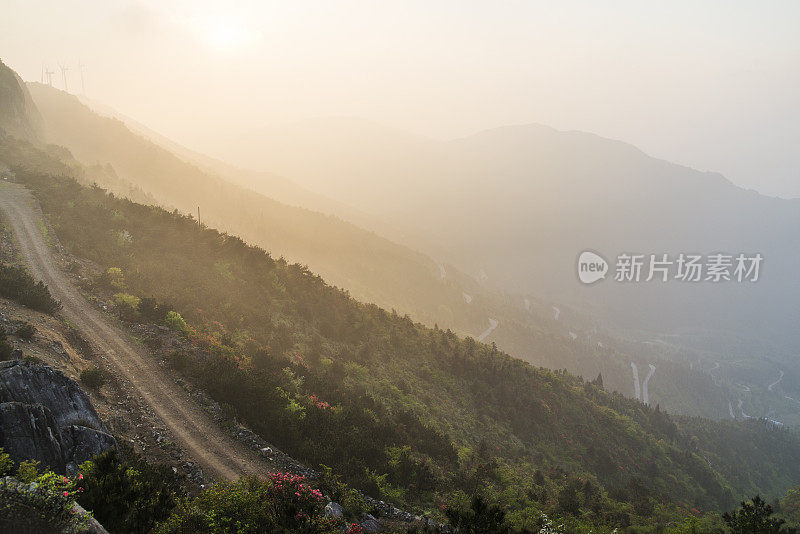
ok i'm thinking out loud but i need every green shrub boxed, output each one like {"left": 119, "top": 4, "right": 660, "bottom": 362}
{"left": 445, "top": 496, "right": 517, "bottom": 534}
{"left": 102, "top": 267, "right": 125, "bottom": 290}
{"left": 139, "top": 297, "right": 166, "bottom": 322}
{"left": 0, "top": 461, "right": 86, "bottom": 534}
{"left": 77, "top": 447, "right": 180, "bottom": 534}
{"left": 16, "top": 322, "right": 35, "bottom": 340}
{"left": 80, "top": 366, "right": 105, "bottom": 390}
{"left": 0, "top": 448, "right": 13, "bottom": 476}
{"left": 164, "top": 311, "right": 190, "bottom": 335}
{"left": 156, "top": 474, "right": 334, "bottom": 534}
{"left": 318, "top": 465, "right": 366, "bottom": 519}
{"left": 0, "top": 327, "right": 13, "bottom": 360}
{"left": 723, "top": 495, "right": 791, "bottom": 534}
{"left": 15, "top": 459, "right": 42, "bottom": 483}
{"left": 0, "top": 263, "right": 61, "bottom": 314}
{"left": 113, "top": 292, "right": 140, "bottom": 321}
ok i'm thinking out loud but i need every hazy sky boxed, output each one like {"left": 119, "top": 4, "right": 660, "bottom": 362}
{"left": 2, "top": 1, "right": 799, "bottom": 198}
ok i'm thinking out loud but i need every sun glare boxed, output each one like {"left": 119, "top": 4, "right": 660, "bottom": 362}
{"left": 200, "top": 17, "right": 258, "bottom": 51}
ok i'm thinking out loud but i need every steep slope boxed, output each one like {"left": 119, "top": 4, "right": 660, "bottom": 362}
{"left": 214, "top": 117, "right": 800, "bottom": 424}
{"left": 76, "top": 96, "right": 371, "bottom": 223}
{"left": 25, "top": 81, "right": 501, "bottom": 336}
{"left": 10, "top": 73, "right": 752, "bottom": 423}
{"left": 23, "top": 82, "right": 741, "bottom": 423}
{"left": 0, "top": 181, "right": 271, "bottom": 482}
{"left": 3, "top": 142, "right": 800, "bottom": 529}
{"left": 0, "top": 61, "right": 41, "bottom": 142}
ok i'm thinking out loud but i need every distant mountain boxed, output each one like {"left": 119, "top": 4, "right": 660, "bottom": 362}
{"left": 216, "top": 117, "right": 800, "bottom": 409}
{"left": 21, "top": 77, "right": 597, "bottom": 383}
{"left": 7, "top": 144, "right": 800, "bottom": 527}
{"left": 76, "top": 98, "right": 378, "bottom": 225}
{"left": 4, "top": 63, "right": 800, "bottom": 523}
{"left": 5, "top": 60, "right": 788, "bottom": 425}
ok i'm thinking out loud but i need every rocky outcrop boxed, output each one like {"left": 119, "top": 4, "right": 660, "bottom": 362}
{"left": 0, "top": 402, "right": 65, "bottom": 473}
{"left": 0, "top": 360, "right": 117, "bottom": 474}
{"left": 1, "top": 476, "right": 109, "bottom": 533}
{"left": 0, "top": 60, "right": 43, "bottom": 142}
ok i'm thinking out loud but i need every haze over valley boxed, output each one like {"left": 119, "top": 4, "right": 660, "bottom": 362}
{"left": 1, "top": 2, "right": 800, "bottom": 532}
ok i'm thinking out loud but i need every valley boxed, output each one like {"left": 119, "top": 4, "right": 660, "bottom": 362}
{"left": 0, "top": 47, "right": 799, "bottom": 531}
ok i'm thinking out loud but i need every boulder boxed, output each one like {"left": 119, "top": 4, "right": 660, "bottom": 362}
{"left": 64, "top": 425, "right": 118, "bottom": 474}
{"left": 361, "top": 513, "right": 381, "bottom": 533}
{"left": 0, "top": 361, "right": 116, "bottom": 474}
{"left": 0, "top": 360, "right": 107, "bottom": 432}
{"left": 324, "top": 501, "right": 344, "bottom": 519}
{"left": 0, "top": 402, "right": 65, "bottom": 473}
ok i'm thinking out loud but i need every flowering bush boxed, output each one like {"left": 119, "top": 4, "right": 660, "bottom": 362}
{"left": 0, "top": 455, "right": 88, "bottom": 532}
{"left": 309, "top": 394, "right": 331, "bottom": 410}
{"left": 157, "top": 474, "right": 338, "bottom": 533}
{"left": 13, "top": 460, "right": 83, "bottom": 498}
{"left": 268, "top": 471, "right": 325, "bottom": 521}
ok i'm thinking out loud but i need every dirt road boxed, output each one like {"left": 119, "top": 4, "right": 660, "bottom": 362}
{"left": 0, "top": 183, "right": 270, "bottom": 481}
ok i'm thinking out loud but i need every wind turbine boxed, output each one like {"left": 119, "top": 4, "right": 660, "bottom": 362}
{"left": 78, "top": 62, "right": 86, "bottom": 94}
{"left": 58, "top": 63, "right": 69, "bottom": 92}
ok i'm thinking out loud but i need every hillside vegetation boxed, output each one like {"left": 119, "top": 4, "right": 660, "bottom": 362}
{"left": 3, "top": 135, "right": 800, "bottom": 531}
{"left": 21, "top": 75, "right": 746, "bottom": 425}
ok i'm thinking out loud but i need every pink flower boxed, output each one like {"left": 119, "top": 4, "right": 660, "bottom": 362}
{"left": 62, "top": 491, "right": 69, "bottom": 497}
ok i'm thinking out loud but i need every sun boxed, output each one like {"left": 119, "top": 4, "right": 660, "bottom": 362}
{"left": 198, "top": 17, "right": 258, "bottom": 51}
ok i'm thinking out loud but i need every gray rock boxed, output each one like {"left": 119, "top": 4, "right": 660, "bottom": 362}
{"left": 0, "top": 402, "right": 66, "bottom": 473}
{"left": 64, "top": 425, "right": 118, "bottom": 475}
{"left": 72, "top": 501, "right": 111, "bottom": 533}
{"left": 324, "top": 501, "right": 344, "bottom": 519}
{"left": 361, "top": 513, "right": 381, "bottom": 533}
{"left": 0, "top": 360, "right": 107, "bottom": 432}
{"left": 0, "top": 361, "right": 116, "bottom": 474}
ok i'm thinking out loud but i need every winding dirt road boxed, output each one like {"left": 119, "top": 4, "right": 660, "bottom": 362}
{"left": 630, "top": 362, "right": 641, "bottom": 400}
{"left": 0, "top": 183, "right": 270, "bottom": 482}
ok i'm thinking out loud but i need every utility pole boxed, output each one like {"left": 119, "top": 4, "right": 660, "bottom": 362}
{"left": 197, "top": 206, "right": 201, "bottom": 227}
{"left": 45, "top": 69, "right": 54, "bottom": 86}
{"left": 58, "top": 63, "right": 69, "bottom": 92}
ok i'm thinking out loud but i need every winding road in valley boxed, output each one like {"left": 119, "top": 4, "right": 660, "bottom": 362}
{"left": 738, "top": 399, "right": 752, "bottom": 420}
{"left": 630, "top": 362, "right": 641, "bottom": 400}
{"left": 768, "top": 370, "right": 785, "bottom": 392}
{"left": 641, "top": 364, "right": 656, "bottom": 405}
{"left": 0, "top": 183, "right": 270, "bottom": 482}
{"left": 477, "top": 318, "right": 499, "bottom": 342}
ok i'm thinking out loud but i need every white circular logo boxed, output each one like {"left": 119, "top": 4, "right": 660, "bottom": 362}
{"left": 577, "top": 251, "right": 608, "bottom": 284}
